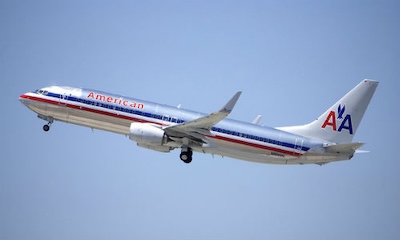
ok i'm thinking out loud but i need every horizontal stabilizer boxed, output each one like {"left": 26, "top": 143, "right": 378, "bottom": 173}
{"left": 355, "top": 149, "right": 370, "bottom": 154}
{"left": 324, "top": 142, "right": 364, "bottom": 153}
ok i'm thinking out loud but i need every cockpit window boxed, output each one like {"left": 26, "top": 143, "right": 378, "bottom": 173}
{"left": 35, "top": 89, "right": 48, "bottom": 95}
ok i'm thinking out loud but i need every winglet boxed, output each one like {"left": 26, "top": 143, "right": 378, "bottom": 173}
{"left": 221, "top": 91, "right": 242, "bottom": 113}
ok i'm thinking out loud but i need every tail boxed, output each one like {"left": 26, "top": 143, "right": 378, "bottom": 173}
{"left": 278, "top": 79, "right": 379, "bottom": 144}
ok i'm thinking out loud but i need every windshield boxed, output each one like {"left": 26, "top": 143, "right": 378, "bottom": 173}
{"left": 35, "top": 89, "right": 48, "bottom": 95}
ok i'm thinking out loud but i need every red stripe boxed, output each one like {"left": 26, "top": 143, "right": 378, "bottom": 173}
{"left": 22, "top": 94, "right": 302, "bottom": 157}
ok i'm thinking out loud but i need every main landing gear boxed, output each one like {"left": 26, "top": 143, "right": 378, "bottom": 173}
{"left": 180, "top": 147, "right": 193, "bottom": 164}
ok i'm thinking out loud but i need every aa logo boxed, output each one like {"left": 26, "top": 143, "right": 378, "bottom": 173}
{"left": 321, "top": 104, "right": 353, "bottom": 134}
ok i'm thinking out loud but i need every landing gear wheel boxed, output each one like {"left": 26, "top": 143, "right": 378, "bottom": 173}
{"left": 180, "top": 148, "right": 193, "bottom": 164}
{"left": 180, "top": 153, "right": 192, "bottom": 163}
{"left": 43, "top": 124, "right": 50, "bottom": 132}
{"left": 43, "top": 120, "right": 52, "bottom": 132}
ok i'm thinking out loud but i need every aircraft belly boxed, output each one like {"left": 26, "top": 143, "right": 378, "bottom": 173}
{"left": 205, "top": 137, "right": 298, "bottom": 164}
{"left": 64, "top": 108, "right": 130, "bottom": 135}
{"left": 297, "top": 152, "right": 352, "bottom": 164}
{"left": 29, "top": 99, "right": 131, "bottom": 135}
{"left": 203, "top": 137, "right": 352, "bottom": 165}
{"left": 202, "top": 146, "right": 351, "bottom": 165}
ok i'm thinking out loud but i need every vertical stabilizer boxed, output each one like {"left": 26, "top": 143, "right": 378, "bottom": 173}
{"left": 278, "top": 80, "right": 378, "bottom": 143}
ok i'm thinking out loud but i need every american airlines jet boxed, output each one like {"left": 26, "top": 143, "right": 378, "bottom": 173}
{"left": 19, "top": 80, "right": 378, "bottom": 165}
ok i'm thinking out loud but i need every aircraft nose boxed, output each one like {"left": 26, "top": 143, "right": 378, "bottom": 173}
{"left": 19, "top": 93, "right": 30, "bottom": 106}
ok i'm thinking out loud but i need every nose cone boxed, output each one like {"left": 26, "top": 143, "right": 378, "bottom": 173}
{"left": 19, "top": 93, "right": 30, "bottom": 106}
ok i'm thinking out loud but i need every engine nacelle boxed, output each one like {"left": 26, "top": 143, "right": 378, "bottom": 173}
{"left": 129, "top": 122, "right": 171, "bottom": 152}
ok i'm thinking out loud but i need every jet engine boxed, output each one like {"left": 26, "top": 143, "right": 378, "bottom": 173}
{"left": 129, "top": 122, "right": 171, "bottom": 152}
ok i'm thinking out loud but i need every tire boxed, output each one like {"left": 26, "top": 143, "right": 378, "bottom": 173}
{"left": 43, "top": 125, "right": 50, "bottom": 132}
{"left": 180, "top": 152, "right": 192, "bottom": 163}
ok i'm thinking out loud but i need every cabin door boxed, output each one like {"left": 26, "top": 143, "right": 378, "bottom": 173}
{"left": 58, "top": 92, "right": 69, "bottom": 121}
{"left": 294, "top": 138, "right": 304, "bottom": 156}
{"left": 59, "top": 92, "right": 68, "bottom": 106}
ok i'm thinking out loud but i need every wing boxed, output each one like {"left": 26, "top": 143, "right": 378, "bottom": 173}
{"left": 164, "top": 91, "right": 242, "bottom": 144}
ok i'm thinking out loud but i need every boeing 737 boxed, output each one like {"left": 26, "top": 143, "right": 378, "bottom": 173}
{"left": 19, "top": 80, "right": 378, "bottom": 165}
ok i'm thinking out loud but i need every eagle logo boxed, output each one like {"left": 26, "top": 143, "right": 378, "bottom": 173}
{"left": 337, "top": 104, "right": 345, "bottom": 119}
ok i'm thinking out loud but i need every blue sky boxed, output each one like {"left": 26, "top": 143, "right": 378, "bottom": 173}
{"left": 1, "top": 0, "right": 399, "bottom": 239}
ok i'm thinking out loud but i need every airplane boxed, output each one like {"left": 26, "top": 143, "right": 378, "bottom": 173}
{"left": 19, "top": 79, "right": 378, "bottom": 165}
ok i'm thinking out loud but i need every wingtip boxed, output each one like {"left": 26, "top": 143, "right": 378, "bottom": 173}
{"left": 363, "top": 79, "right": 379, "bottom": 85}
{"left": 222, "top": 91, "right": 242, "bottom": 113}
